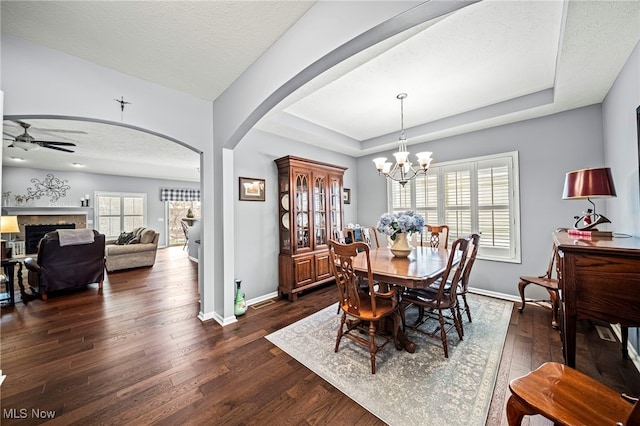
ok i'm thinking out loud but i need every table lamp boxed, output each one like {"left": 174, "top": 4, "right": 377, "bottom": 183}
{"left": 1, "top": 216, "right": 20, "bottom": 260}
{"left": 562, "top": 167, "right": 617, "bottom": 231}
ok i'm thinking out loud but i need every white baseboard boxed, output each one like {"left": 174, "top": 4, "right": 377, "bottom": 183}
{"left": 246, "top": 291, "right": 278, "bottom": 307}
{"left": 611, "top": 324, "right": 640, "bottom": 373}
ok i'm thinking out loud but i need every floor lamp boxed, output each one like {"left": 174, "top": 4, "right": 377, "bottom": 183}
{"left": 1, "top": 216, "right": 21, "bottom": 260}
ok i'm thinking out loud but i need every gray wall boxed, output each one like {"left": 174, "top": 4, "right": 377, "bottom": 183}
{"left": 357, "top": 104, "right": 607, "bottom": 300}
{"left": 2, "top": 166, "right": 199, "bottom": 247}
{"left": 602, "top": 41, "right": 640, "bottom": 353}
{"left": 232, "top": 129, "right": 358, "bottom": 301}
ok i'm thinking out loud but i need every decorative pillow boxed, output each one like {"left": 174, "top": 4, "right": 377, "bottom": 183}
{"left": 139, "top": 228, "right": 156, "bottom": 244}
{"left": 115, "top": 232, "right": 135, "bottom": 245}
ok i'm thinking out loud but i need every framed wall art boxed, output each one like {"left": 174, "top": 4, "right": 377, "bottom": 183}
{"left": 239, "top": 177, "right": 265, "bottom": 201}
{"left": 343, "top": 188, "right": 351, "bottom": 204}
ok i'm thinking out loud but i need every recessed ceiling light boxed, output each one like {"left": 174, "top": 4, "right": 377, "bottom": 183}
{"left": 72, "top": 162, "right": 85, "bottom": 167}
{"left": 10, "top": 157, "right": 25, "bottom": 161}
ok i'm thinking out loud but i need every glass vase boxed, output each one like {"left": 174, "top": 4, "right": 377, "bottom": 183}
{"left": 234, "top": 279, "right": 247, "bottom": 316}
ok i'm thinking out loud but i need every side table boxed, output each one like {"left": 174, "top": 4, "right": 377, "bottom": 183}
{"left": 1, "top": 258, "right": 18, "bottom": 306}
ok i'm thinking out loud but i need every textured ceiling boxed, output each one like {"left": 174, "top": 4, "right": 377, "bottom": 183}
{"left": 2, "top": 0, "right": 639, "bottom": 181}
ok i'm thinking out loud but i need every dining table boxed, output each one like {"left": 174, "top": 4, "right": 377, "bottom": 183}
{"left": 351, "top": 245, "right": 460, "bottom": 353}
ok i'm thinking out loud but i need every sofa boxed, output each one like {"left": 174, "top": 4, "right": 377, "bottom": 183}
{"left": 104, "top": 227, "right": 159, "bottom": 272}
{"left": 24, "top": 229, "right": 105, "bottom": 300}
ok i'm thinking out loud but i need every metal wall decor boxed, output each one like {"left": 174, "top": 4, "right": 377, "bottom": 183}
{"left": 26, "top": 173, "right": 71, "bottom": 202}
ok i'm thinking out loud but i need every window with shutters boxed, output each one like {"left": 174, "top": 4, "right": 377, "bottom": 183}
{"left": 387, "top": 151, "right": 520, "bottom": 263}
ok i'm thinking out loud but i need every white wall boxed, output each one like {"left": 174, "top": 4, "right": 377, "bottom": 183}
{"left": 232, "top": 129, "right": 357, "bottom": 300}
{"left": 357, "top": 105, "right": 606, "bottom": 299}
{"left": 1, "top": 166, "right": 199, "bottom": 247}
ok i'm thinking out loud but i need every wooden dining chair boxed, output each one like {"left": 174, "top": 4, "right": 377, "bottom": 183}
{"left": 361, "top": 227, "right": 380, "bottom": 249}
{"left": 328, "top": 240, "right": 401, "bottom": 374}
{"left": 456, "top": 233, "right": 480, "bottom": 325}
{"left": 426, "top": 224, "right": 449, "bottom": 249}
{"left": 332, "top": 228, "right": 348, "bottom": 244}
{"left": 506, "top": 361, "right": 639, "bottom": 426}
{"left": 399, "top": 236, "right": 470, "bottom": 358}
{"left": 517, "top": 243, "right": 560, "bottom": 329}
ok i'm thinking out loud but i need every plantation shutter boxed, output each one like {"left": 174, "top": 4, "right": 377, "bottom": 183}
{"left": 476, "top": 156, "right": 514, "bottom": 259}
{"left": 443, "top": 165, "right": 472, "bottom": 240}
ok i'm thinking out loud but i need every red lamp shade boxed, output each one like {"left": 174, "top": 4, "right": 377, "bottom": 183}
{"left": 562, "top": 167, "right": 617, "bottom": 199}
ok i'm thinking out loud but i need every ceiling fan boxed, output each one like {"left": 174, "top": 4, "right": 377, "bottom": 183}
{"left": 3, "top": 121, "right": 77, "bottom": 153}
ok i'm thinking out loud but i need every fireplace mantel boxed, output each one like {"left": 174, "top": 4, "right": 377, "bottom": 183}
{"left": 2, "top": 206, "right": 92, "bottom": 216}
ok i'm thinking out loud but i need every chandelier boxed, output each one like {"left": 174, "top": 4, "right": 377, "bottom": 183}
{"left": 373, "top": 93, "right": 433, "bottom": 187}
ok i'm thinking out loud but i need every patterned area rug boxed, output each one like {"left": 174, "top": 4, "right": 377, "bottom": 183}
{"left": 266, "top": 294, "right": 513, "bottom": 426}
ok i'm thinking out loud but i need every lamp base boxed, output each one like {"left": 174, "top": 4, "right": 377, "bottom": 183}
{"left": 572, "top": 213, "right": 611, "bottom": 231}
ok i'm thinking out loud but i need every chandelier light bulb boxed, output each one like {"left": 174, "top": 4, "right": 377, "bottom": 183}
{"left": 372, "top": 93, "right": 434, "bottom": 186}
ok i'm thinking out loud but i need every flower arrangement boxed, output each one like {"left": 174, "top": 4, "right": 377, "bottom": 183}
{"left": 376, "top": 210, "right": 425, "bottom": 241}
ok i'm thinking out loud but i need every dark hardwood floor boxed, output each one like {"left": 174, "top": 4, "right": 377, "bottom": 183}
{"left": 1, "top": 246, "right": 638, "bottom": 425}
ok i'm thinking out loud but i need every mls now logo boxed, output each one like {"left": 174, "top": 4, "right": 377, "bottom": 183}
{"left": 4, "top": 408, "right": 56, "bottom": 419}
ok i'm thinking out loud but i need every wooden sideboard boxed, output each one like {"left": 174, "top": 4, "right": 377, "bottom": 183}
{"left": 553, "top": 231, "right": 640, "bottom": 368}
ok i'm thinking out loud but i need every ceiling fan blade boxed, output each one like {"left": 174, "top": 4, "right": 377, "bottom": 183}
{"left": 3, "top": 137, "right": 16, "bottom": 141}
{"left": 41, "top": 144, "right": 74, "bottom": 153}
{"left": 35, "top": 128, "right": 88, "bottom": 135}
{"left": 3, "top": 131, "right": 17, "bottom": 138}
{"left": 35, "top": 140, "right": 76, "bottom": 146}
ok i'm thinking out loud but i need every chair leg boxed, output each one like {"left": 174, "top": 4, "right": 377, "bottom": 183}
{"left": 335, "top": 313, "right": 346, "bottom": 353}
{"left": 548, "top": 289, "right": 559, "bottom": 329}
{"left": 461, "top": 293, "right": 472, "bottom": 322}
{"left": 368, "top": 320, "right": 377, "bottom": 374}
{"left": 517, "top": 279, "right": 528, "bottom": 313}
{"left": 505, "top": 395, "right": 532, "bottom": 426}
{"left": 438, "top": 311, "right": 449, "bottom": 358}
{"left": 41, "top": 292, "right": 47, "bottom": 301}
{"left": 452, "top": 307, "right": 464, "bottom": 340}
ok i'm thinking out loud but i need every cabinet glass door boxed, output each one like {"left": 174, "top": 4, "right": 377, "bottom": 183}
{"left": 295, "top": 173, "right": 310, "bottom": 249}
{"left": 314, "top": 175, "right": 327, "bottom": 246}
{"left": 330, "top": 178, "right": 342, "bottom": 234}
{"left": 279, "top": 176, "right": 291, "bottom": 251}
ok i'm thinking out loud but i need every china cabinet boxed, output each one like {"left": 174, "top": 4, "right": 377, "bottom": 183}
{"left": 275, "top": 156, "right": 346, "bottom": 301}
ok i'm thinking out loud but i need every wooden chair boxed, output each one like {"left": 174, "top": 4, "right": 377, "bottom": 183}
{"left": 455, "top": 233, "right": 480, "bottom": 325}
{"left": 426, "top": 224, "right": 449, "bottom": 249}
{"left": 328, "top": 240, "right": 401, "bottom": 374}
{"left": 517, "top": 243, "right": 560, "bottom": 329}
{"left": 399, "top": 236, "right": 470, "bottom": 358}
{"left": 507, "top": 361, "right": 639, "bottom": 426}
{"left": 332, "top": 228, "right": 348, "bottom": 244}
{"left": 417, "top": 233, "right": 480, "bottom": 335}
{"left": 361, "top": 227, "right": 380, "bottom": 249}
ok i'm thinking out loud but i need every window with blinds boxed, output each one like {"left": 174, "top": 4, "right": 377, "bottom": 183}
{"left": 386, "top": 151, "right": 520, "bottom": 262}
{"left": 95, "top": 192, "right": 147, "bottom": 238}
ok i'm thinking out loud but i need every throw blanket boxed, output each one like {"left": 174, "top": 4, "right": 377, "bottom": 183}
{"left": 58, "top": 229, "right": 95, "bottom": 246}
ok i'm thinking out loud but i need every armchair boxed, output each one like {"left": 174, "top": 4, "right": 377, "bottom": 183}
{"left": 24, "top": 229, "right": 105, "bottom": 300}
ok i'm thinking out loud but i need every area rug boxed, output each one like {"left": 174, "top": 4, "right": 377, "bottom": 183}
{"left": 266, "top": 294, "right": 512, "bottom": 426}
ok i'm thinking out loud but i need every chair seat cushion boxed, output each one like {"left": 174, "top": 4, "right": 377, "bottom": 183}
{"left": 402, "top": 287, "right": 455, "bottom": 309}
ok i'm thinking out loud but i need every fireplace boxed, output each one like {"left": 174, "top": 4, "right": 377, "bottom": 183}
{"left": 25, "top": 224, "right": 76, "bottom": 254}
